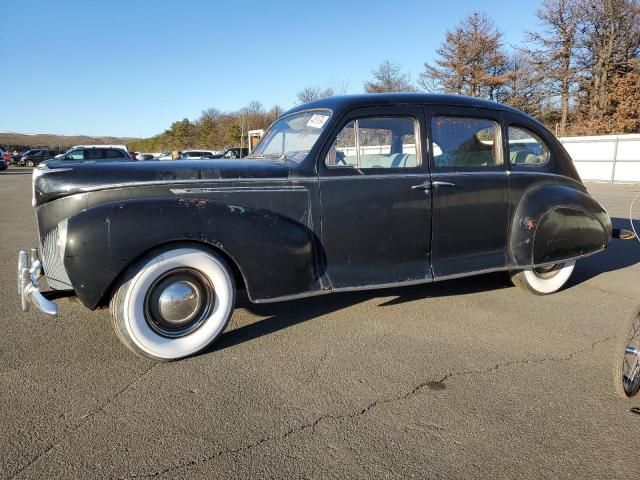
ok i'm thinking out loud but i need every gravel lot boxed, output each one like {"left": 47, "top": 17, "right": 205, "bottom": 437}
{"left": 1, "top": 166, "right": 639, "bottom": 479}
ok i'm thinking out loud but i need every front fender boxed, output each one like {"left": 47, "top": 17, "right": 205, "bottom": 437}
{"left": 64, "top": 197, "right": 323, "bottom": 309}
{"left": 509, "top": 184, "right": 612, "bottom": 266}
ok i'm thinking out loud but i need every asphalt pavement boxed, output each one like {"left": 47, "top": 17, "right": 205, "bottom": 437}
{"left": 1, "top": 165, "right": 639, "bottom": 479}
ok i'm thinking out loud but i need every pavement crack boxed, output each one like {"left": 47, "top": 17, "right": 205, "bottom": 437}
{"left": 127, "top": 336, "right": 614, "bottom": 478}
{"left": 435, "top": 335, "right": 616, "bottom": 385}
{"left": 10, "top": 362, "right": 157, "bottom": 480}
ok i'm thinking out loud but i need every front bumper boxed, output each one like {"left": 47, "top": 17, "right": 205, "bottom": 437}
{"left": 17, "top": 249, "right": 58, "bottom": 316}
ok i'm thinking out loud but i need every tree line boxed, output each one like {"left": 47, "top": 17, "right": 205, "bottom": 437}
{"left": 130, "top": 0, "right": 639, "bottom": 152}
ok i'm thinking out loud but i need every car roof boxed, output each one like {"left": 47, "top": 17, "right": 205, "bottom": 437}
{"left": 284, "top": 93, "right": 533, "bottom": 119}
{"left": 72, "top": 145, "right": 128, "bottom": 150}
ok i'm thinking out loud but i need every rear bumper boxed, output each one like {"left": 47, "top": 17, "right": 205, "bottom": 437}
{"left": 17, "top": 249, "right": 58, "bottom": 316}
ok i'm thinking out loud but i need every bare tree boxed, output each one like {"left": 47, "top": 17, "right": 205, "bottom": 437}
{"left": 364, "top": 60, "right": 416, "bottom": 93}
{"left": 419, "top": 12, "right": 510, "bottom": 100}
{"left": 499, "top": 52, "right": 547, "bottom": 117}
{"left": 527, "top": 0, "right": 579, "bottom": 135}
{"left": 295, "top": 86, "right": 336, "bottom": 104}
{"left": 576, "top": 0, "right": 640, "bottom": 120}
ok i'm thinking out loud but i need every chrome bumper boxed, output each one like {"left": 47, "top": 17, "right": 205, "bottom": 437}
{"left": 18, "top": 249, "right": 58, "bottom": 316}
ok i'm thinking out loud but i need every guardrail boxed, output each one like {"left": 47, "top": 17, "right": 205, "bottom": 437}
{"left": 559, "top": 134, "right": 640, "bottom": 183}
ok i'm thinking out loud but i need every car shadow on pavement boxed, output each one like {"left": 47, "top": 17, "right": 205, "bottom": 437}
{"left": 209, "top": 272, "right": 511, "bottom": 354}
{"left": 569, "top": 217, "right": 640, "bottom": 286}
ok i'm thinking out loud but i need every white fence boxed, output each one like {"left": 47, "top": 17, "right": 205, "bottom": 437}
{"left": 559, "top": 134, "right": 640, "bottom": 183}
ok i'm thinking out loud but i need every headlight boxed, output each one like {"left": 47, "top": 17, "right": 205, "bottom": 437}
{"left": 57, "top": 218, "right": 68, "bottom": 264}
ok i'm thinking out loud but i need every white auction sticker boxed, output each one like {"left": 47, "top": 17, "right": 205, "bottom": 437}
{"left": 307, "top": 114, "right": 329, "bottom": 129}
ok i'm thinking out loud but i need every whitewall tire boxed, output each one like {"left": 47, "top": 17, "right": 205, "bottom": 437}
{"left": 509, "top": 260, "right": 576, "bottom": 295}
{"left": 110, "top": 247, "right": 235, "bottom": 360}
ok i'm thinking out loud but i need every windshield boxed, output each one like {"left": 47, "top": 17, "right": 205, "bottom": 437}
{"left": 249, "top": 110, "right": 332, "bottom": 162}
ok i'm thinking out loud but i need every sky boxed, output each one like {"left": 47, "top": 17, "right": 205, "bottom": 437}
{"left": 0, "top": 0, "right": 539, "bottom": 138}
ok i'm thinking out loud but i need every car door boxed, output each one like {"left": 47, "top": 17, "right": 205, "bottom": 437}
{"left": 319, "top": 106, "right": 432, "bottom": 289}
{"left": 426, "top": 106, "right": 510, "bottom": 279}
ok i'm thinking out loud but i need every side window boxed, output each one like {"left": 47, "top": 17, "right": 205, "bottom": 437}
{"left": 84, "top": 149, "right": 105, "bottom": 160}
{"left": 67, "top": 149, "right": 84, "bottom": 160}
{"left": 325, "top": 117, "right": 418, "bottom": 169}
{"left": 431, "top": 116, "right": 500, "bottom": 168}
{"left": 508, "top": 126, "right": 550, "bottom": 166}
{"left": 105, "top": 149, "right": 125, "bottom": 158}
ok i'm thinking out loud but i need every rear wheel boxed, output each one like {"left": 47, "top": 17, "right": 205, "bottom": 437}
{"left": 613, "top": 307, "right": 640, "bottom": 399}
{"left": 110, "top": 247, "right": 235, "bottom": 361}
{"left": 509, "top": 260, "right": 575, "bottom": 295}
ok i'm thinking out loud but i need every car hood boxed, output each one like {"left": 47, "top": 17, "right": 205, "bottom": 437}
{"left": 33, "top": 159, "right": 292, "bottom": 206}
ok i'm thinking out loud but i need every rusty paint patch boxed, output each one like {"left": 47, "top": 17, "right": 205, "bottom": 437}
{"left": 521, "top": 216, "right": 536, "bottom": 230}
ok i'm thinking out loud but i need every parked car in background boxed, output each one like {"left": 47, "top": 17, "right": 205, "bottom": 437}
{"left": 136, "top": 153, "right": 155, "bottom": 161}
{"left": 18, "top": 94, "right": 618, "bottom": 360}
{"left": 11, "top": 151, "right": 24, "bottom": 164}
{"left": 212, "top": 147, "right": 248, "bottom": 159}
{"left": 0, "top": 148, "right": 7, "bottom": 171}
{"left": 20, "top": 149, "right": 57, "bottom": 167}
{"left": 181, "top": 150, "right": 216, "bottom": 159}
{"left": 156, "top": 152, "right": 174, "bottom": 161}
{"left": 45, "top": 145, "right": 131, "bottom": 168}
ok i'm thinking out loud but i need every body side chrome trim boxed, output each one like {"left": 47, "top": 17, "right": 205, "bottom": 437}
{"left": 170, "top": 186, "right": 309, "bottom": 194}
{"left": 319, "top": 173, "right": 428, "bottom": 181}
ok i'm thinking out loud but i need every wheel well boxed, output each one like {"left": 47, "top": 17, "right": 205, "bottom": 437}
{"left": 98, "top": 240, "right": 248, "bottom": 308}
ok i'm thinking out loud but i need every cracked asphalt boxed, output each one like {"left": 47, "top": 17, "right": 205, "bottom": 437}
{"left": 1, "top": 166, "right": 640, "bottom": 479}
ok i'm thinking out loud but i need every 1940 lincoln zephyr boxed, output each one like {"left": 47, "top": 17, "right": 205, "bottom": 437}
{"left": 19, "top": 94, "right": 618, "bottom": 360}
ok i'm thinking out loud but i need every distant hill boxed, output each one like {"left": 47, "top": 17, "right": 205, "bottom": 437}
{"left": 0, "top": 131, "right": 139, "bottom": 152}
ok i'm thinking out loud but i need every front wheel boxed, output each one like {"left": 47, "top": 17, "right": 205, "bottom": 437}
{"left": 110, "top": 247, "right": 235, "bottom": 361}
{"left": 25, "top": 160, "right": 35, "bottom": 167}
{"left": 613, "top": 307, "right": 640, "bottom": 399}
{"left": 509, "top": 260, "right": 576, "bottom": 295}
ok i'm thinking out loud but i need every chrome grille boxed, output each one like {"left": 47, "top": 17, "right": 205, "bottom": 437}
{"left": 40, "top": 227, "right": 72, "bottom": 290}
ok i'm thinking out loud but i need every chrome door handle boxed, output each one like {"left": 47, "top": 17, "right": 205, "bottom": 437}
{"left": 432, "top": 181, "right": 456, "bottom": 187}
{"left": 411, "top": 181, "right": 431, "bottom": 191}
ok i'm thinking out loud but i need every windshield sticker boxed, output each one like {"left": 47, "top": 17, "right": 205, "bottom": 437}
{"left": 307, "top": 114, "right": 329, "bottom": 129}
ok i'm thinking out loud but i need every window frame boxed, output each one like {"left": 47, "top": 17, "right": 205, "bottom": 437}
{"left": 428, "top": 113, "right": 504, "bottom": 172}
{"left": 320, "top": 107, "right": 426, "bottom": 176}
{"left": 506, "top": 123, "right": 551, "bottom": 168}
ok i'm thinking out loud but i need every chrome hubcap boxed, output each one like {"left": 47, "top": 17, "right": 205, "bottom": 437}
{"left": 533, "top": 263, "right": 564, "bottom": 279}
{"left": 145, "top": 269, "right": 214, "bottom": 338}
{"left": 158, "top": 280, "right": 202, "bottom": 325}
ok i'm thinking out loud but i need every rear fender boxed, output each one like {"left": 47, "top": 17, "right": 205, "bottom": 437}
{"left": 509, "top": 184, "right": 612, "bottom": 266}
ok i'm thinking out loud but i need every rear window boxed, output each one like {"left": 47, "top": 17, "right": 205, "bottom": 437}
{"left": 508, "top": 126, "right": 550, "bottom": 166}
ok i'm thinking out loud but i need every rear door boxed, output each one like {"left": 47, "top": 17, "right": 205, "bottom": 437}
{"left": 426, "top": 106, "right": 510, "bottom": 279}
{"left": 319, "top": 105, "right": 433, "bottom": 289}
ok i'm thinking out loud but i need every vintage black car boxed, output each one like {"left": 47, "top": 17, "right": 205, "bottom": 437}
{"left": 19, "top": 94, "right": 614, "bottom": 360}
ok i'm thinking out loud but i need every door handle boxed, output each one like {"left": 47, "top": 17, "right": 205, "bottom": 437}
{"left": 411, "top": 181, "right": 431, "bottom": 191}
{"left": 432, "top": 181, "right": 456, "bottom": 187}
